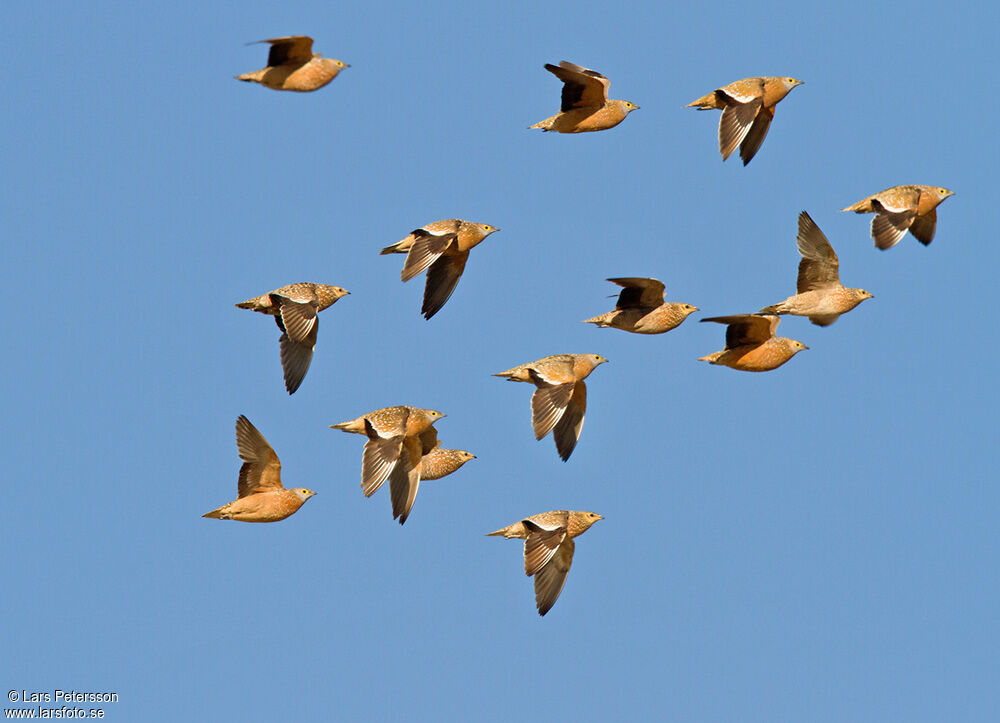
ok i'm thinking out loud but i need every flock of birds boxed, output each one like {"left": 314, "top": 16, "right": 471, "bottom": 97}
{"left": 204, "top": 36, "right": 955, "bottom": 616}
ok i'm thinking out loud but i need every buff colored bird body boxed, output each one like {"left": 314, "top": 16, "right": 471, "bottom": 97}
{"left": 488, "top": 510, "right": 603, "bottom": 616}
{"left": 203, "top": 416, "right": 316, "bottom": 523}
{"left": 237, "top": 36, "right": 348, "bottom": 92}
{"left": 494, "top": 354, "right": 607, "bottom": 461}
{"left": 583, "top": 277, "right": 698, "bottom": 334}
{"left": 842, "top": 185, "right": 954, "bottom": 250}
{"left": 699, "top": 314, "right": 807, "bottom": 372}
{"left": 688, "top": 76, "right": 803, "bottom": 164}
{"left": 530, "top": 61, "right": 638, "bottom": 133}
{"left": 331, "top": 414, "right": 474, "bottom": 481}
{"left": 760, "top": 212, "right": 873, "bottom": 326}
{"left": 381, "top": 219, "right": 499, "bottom": 320}
{"left": 332, "top": 406, "right": 448, "bottom": 524}
{"left": 236, "top": 283, "right": 349, "bottom": 395}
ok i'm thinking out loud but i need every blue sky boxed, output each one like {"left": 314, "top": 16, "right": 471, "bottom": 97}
{"left": 3, "top": 1, "right": 998, "bottom": 720}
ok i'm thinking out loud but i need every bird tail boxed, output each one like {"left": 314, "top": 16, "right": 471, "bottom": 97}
{"left": 841, "top": 199, "right": 872, "bottom": 213}
{"left": 758, "top": 303, "right": 783, "bottom": 315}
{"left": 697, "top": 352, "right": 723, "bottom": 364}
{"left": 582, "top": 312, "right": 615, "bottom": 327}
{"left": 492, "top": 367, "right": 529, "bottom": 382}
{"left": 528, "top": 115, "right": 555, "bottom": 131}
{"left": 486, "top": 526, "right": 511, "bottom": 537}
{"left": 686, "top": 91, "right": 721, "bottom": 109}
{"left": 235, "top": 71, "right": 264, "bottom": 83}
{"left": 235, "top": 293, "right": 270, "bottom": 310}
{"left": 329, "top": 418, "right": 366, "bottom": 434}
{"left": 380, "top": 237, "right": 412, "bottom": 255}
{"left": 202, "top": 507, "right": 227, "bottom": 519}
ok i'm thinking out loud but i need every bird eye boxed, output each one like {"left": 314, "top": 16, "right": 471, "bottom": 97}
{"left": 938, "top": 188, "right": 947, "bottom": 194}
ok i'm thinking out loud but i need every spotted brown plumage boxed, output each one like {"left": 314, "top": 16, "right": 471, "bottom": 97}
{"left": 759, "top": 212, "right": 873, "bottom": 326}
{"left": 687, "top": 76, "right": 803, "bottom": 164}
{"left": 487, "top": 510, "right": 603, "bottom": 616}
{"left": 841, "top": 185, "right": 954, "bottom": 250}
{"left": 331, "top": 406, "right": 450, "bottom": 524}
{"left": 330, "top": 415, "right": 474, "bottom": 482}
{"left": 494, "top": 354, "right": 608, "bottom": 461}
{"left": 698, "top": 314, "right": 807, "bottom": 372}
{"left": 583, "top": 277, "right": 698, "bottom": 334}
{"left": 382, "top": 219, "right": 499, "bottom": 320}
{"left": 236, "top": 283, "right": 349, "bottom": 395}
{"left": 203, "top": 416, "right": 316, "bottom": 523}
{"left": 529, "top": 61, "right": 639, "bottom": 133}
{"left": 236, "top": 36, "right": 349, "bottom": 92}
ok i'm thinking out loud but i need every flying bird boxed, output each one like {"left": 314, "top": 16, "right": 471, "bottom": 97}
{"left": 381, "top": 219, "right": 499, "bottom": 319}
{"left": 331, "top": 415, "right": 474, "bottom": 480}
{"left": 236, "top": 283, "right": 349, "bottom": 394}
{"left": 494, "top": 354, "right": 608, "bottom": 461}
{"left": 687, "top": 76, "right": 803, "bottom": 164}
{"left": 698, "top": 314, "right": 807, "bottom": 372}
{"left": 529, "top": 61, "right": 639, "bottom": 133}
{"left": 331, "top": 406, "right": 448, "bottom": 524}
{"left": 760, "top": 212, "right": 873, "bottom": 326}
{"left": 236, "top": 36, "right": 348, "bottom": 92}
{"left": 203, "top": 416, "right": 316, "bottom": 523}
{"left": 488, "top": 510, "right": 603, "bottom": 616}
{"left": 414, "top": 431, "right": 476, "bottom": 481}
{"left": 842, "top": 185, "right": 954, "bottom": 250}
{"left": 583, "top": 277, "right": 698, "bottom": 334}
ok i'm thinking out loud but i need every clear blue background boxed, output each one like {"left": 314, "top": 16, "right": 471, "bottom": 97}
{"left": 3, "top": 1, "right": 997, "bottom": 720}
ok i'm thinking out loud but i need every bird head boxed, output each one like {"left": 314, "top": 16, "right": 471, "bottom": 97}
{"left": 293, "top": 488, "right": 317, "bottom": 501}
{"left": 477, "top": 223, "right": 500, "bottom": 238}
{"left": 576, "top": 511, "right": 604, "bottom": 533}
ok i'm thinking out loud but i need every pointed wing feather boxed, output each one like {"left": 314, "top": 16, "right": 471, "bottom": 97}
{"left": 401, "top": 232, "right": 457, "bottom": 282}
{"left": 421, "top": 252, "right": 468, "bottom": 319}
{"left": 545, "top": 61, "right": 610, "bottom": 110}
{"left": 719, "top": 99, "right": 761, "bottom": 161}
{"left": 534, "top": 538, "right": 575, "bottom": 616}
{"left": 522, "top": 521, "right": 568, "bottom": 576}
{"left": 528, "top": 375, "right": 575, "bottom": 440}
{"left": 739, "top": 106, "right": 773, "bottom": 165}
{"left": 795, "top": 211, "right": 840, "bottom": 291}
{"left": 235, "top": 415, "right": 283, "bottom": 497}
{"left": 552, "top": 381, "right": 586, "bottom": 462}
{"left": 909, "top": 209, "right": 937, "bottom": 245}
{"left": 259, "top": 36, "right": 313, "bottom": 66}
